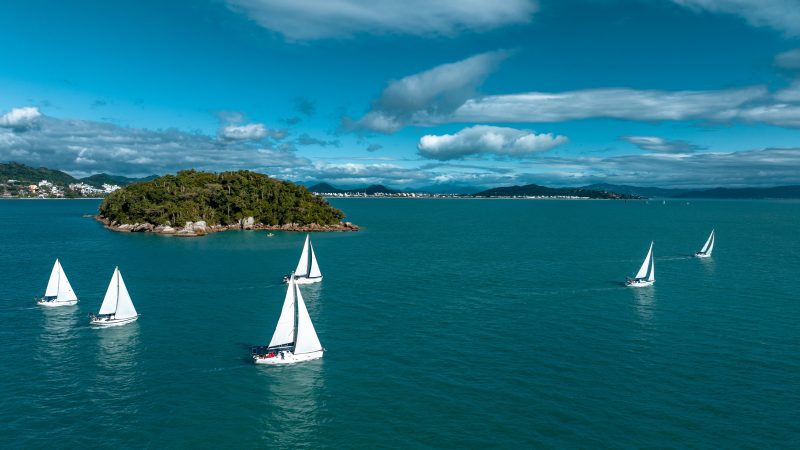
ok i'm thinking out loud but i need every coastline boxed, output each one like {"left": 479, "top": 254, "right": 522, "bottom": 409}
{"left": 95, "top": 215, "right": 359, "bottom": 237}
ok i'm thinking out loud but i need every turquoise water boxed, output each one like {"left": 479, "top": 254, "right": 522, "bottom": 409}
{"left": 1, "top": 198, "right": 798, "bottom": 448}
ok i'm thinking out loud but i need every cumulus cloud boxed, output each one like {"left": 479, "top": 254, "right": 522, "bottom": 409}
{"left": 351, "top": 50, "right": 508, "bottom": 133}
{"left": 418, "top": 125, "right": 567, "bottom": 160}
{"left": 219, "top": 123, "right": 269, "bottom": 140}
{"left": 0, "top": 107, "right": 42, "bottom": 130}
{"left": 775, "top": 49, "right": 800, "bottom": 71}
{"left": 672, "top": 0, "right": 800, "bottom": 36}
{"left": 0, "top": 110, "right": 305, "bottom": 177}
{"left": 622, "top": 136, "right": 704, "bottom": 153}
{"left": 366, "top": 143, "right": 383, "bottom": 152}
{"left": 226, "top": 0, "right": 537, "bottom": 40}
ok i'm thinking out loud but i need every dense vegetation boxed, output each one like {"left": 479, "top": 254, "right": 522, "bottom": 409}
{"left": 473, "top": 184, "right": 641, "bottom": 199}
{"left": 99, "top": 170, "right": 345, "bottom": 226}
{"left": 0, "top": 162, "right": 77, "bottom": 186}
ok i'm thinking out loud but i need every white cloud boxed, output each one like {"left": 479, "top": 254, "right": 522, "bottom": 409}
{"left": 450, "top": 87, "right": 767, "bottom": 123}
{"left": 226, "top": 0, "right": 537, "bottom": 40}
{"left": 350, "top": 50, "right": 508, "bottom": 132}
{"left": 0, "top": 111, "right": 305, "bottom": 176}
{"left": 0, "top": 107, "right": 42, "bottom": 130}
{"left": 672, "top": 0, "right": 800, "bottom": 36}
{"left": 775, "top": 49, "right": 800, "bottom": 70}
{"left": 418, "top": 125, "right": 567, "bottom": 160}
{"left": 622, "top": 136, "right": 704, "bottom": 153}
{"left": 219, "top": 123, "right": 268, "bottom": 140}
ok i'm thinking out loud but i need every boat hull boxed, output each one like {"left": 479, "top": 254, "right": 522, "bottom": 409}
{"left": 90, "top": 315, "right": 138, "bottom": 327}
{"left": 37, "top": 298, "right": 78, "bottom": 307}
{"left": 283, "top": 276, "right": 323, "bottom": 285}
{"left": 695, "top": 252, "right": 711, "bottom": 258}
{"left": 253, "top": 350, "right": 323, "bottom": 365}
{"left": 627, "top": 279, "right": 654, "bottom": 287}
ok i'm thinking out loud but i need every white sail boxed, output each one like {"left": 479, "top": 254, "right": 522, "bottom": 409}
{"left": 57, "top": 264, "right": 78, "bottom": 301}
{"left": 706, "top": 231, "right": 714, "bottom": 255}
{"left": 98, "top": 268, "right": 120, "bottom": 315}
{"left": 294, "top": 235, "right": 310, "bottom": 277}
{"left": 647, "top": 255, "right": 655, "bottom": 282}
{"left": 635, "top": 242, "right": 653, "bottom": 280}
{"left": 113, "top": 270, "right": 137, "bottom": 320}
{"left": 269, "top": 275, "right": 296, "bottom": 348}
{"left": 293, "top": 283, "right": 322, "bottom": 354}
{"left": 44, "top": 259, "right": 61, "bottom": 297}
{"left": 308, "top": 243, "right": 322, "bottom": 278}
{"left": 700, "top": 230, "right": 714, "bottom": 255}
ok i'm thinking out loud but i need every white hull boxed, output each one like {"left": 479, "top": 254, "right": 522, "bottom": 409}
{"left": 627, "top": 279, "right": 654, "bottom": 287}
{"left": 695, "top": 252, "right": 711, "bottom": 258}
{"left": 283, "top": 275, "right": 323, "bottom": 285}
{"left": 38, "top": 298, "right": 78, "bottom": 307}
{"left": 294, "top": 276, "right": 322, "bottom": 285}
{"left": 90, "top": 315, "right": 138, "bottom": 327}
{"left": 253, "top": 350, "right": 323, "bottom": 365}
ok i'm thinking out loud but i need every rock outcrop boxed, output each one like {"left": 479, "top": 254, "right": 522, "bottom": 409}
{"left": 95, "top": 215, "right": 359, "bottom": 237}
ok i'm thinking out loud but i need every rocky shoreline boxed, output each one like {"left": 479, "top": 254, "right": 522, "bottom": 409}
{"left": 95, "top": 215, "right": 359, "bottom": 237}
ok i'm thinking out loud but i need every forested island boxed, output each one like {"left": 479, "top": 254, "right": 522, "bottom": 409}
{"left": 97, "top": 170, "right": 357, "bottom": 236}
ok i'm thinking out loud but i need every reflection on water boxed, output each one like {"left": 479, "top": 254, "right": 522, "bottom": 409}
{"left": 631, "top": 287, "right": 656, "bottom": 324}
{"left": 36, "top": 307, "right": 80, "bottom": 367}
{"left": 87, "top": 323, "right": 142, "bottom": 418}
{"left": 257, "top": 361, "right": 326, "bottom": 447}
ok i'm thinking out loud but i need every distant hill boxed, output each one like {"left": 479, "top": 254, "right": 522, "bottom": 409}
{"left": 309, "top": 182, "right": 399, "bottom": 195}
{"left": 0, "top": 162, "right": 78, "bottom": 186}
{"left": 473, "top": 184, "right": 640, "bottom": 199}
{"left": 80, "top": 173, "right": 158, "bottom": 188}
{"left": 581, "top": 183, "right": 691, "bottom": 198}
{"left": 0, "top": 162, "right": 156, "bottom": 188}
{"left": 675, "top": 185, "right": 800, "bottom": 199}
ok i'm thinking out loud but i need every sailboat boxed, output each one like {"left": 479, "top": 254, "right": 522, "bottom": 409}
{"left": 283, "top": 234, "right": 322, "bottom": 284}
{"left": 37, "top": 259, "right": 78, "bottom": 307}
{"left": 695, "top": 229, "right": 715, "bottom": 258}
{"left": 89, "top": 267, "right": 139, "bottom": 327}
{"left": 253, "top": 273, "right": 324, "bottom": 365}
{"left": 626, "top": 241, "right": 655, "bottom": 287}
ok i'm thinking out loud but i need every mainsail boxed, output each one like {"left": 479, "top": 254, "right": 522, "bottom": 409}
{"left": 647, "top": 255, "right": 655, "bottom": 282}
{"left": 269, "top": 275, "right": 297, "bottom": 348}
{"left": 635, "top": 242, "right": 654, "bottom": 280}
{"left": 700, "top": 230, "right": 715, "bottom": 255}
{"left": 294, "top": 235, "right": 310, "bottom": 277}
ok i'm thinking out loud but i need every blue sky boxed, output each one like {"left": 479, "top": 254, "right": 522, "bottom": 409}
{"left": 1, "top": 0, "right": 800, "bottom": 189}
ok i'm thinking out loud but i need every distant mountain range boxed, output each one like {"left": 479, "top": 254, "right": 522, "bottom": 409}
{"left": 0, "top": 162, "right": 156, "bottom": 188}
{"left": 581, "top": 183, "right": 800, "bottom": 199}
{"left": 473, "top": 184, "right": 640, "bottom": 199}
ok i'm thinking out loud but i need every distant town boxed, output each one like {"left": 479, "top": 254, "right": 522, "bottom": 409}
{"left": 2, "top": 178, "right": 121, "bottom": 198}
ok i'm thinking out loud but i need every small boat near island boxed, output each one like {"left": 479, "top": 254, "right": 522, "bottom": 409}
{"left": 283, "top": 234, "right": 322, "bottom": 284}
{"left": 37, "top": 259, "right": 78, "bottom": 307}
{"left": 627, "top": 241, "right": 655, "bottom": 287}
{"left": 695, "top": 229, "right": 715, "bottom": 258}
{"left": 89, "top": 267, "right": 139, "bottom": 327}
{"left": 252, "top": 273, "right": 324, "bottom": 365}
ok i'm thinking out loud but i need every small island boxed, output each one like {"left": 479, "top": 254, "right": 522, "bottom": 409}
{"left": 97, "top": 170, "right": 358, "bottom": 236}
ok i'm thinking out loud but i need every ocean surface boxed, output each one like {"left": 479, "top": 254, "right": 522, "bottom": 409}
{"left": 1, "top": 198, "right": 798, "bottom": 448}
